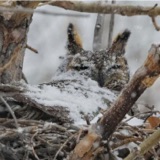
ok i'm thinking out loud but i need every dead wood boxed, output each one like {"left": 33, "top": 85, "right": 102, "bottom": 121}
{"left": 99, "top": 44, "right": 160, "bottom": 139}
{"left": 49, "top": 1, "right": 160, "bottom": 17}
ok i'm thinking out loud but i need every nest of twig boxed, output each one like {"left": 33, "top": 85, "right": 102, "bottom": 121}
{"left": 0, "top": 118, "right": 79, "bottom": 160}
{"left": 0, "top": 105, "right": 159, "bottom": 160}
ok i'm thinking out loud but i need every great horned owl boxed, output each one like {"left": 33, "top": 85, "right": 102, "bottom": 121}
{"left": 60, "top": 23, "right": 130, "bottom": 93}
{"left": 0, "top": 23, "right": 131, "bottom": 134}
{"left": 0, "top": 23, "right": 131, "bottom": 125}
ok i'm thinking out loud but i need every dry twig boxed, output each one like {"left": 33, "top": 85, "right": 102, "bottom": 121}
{"left": 0, "top": 96, "right": 19, "bottom": 129}
{"left": 54, "top": 134, "right": 75, "bottom": 160}
{"left": 111, "top": 137, "right": 143, "bottom": 150}
{"left": 151, "top": 16, "right": 160, "bottom": 31}
{"left": 31, "top": 131, "right": 40, "bottom": 160}
{"left": 26, "top": 44, "right": 38, "bottom": 54}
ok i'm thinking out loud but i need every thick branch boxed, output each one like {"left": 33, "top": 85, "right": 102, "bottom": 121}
{"left": 0, "top": 1, "right": 39, "bottom": 83}
{"left": 99, "top": 44, "right": 160, "bottom": 139}
{"left": 69, "top": 44, "right": 160, "bottom": 159}
{"left": 50, "top": 1, "right": 160, "bottom": 16}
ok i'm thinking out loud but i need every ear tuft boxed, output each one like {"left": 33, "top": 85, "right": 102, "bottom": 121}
{"left": 67, "top": 23, "right": 83, "bottom": 54}
{"left": 108, "top": 29, "right": 131, "bottom": 55}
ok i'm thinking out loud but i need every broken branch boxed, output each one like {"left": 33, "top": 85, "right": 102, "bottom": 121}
{"left": 99, "top": 44, "right": 160, "bottom": 139}
{"left": 26, "top": 44, "right": 38, "bottom": 54}
{"left": 69, "top": 44, "right": 160, "bottom": 159}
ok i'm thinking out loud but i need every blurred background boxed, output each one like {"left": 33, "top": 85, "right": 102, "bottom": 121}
{"left": 23, "top": 1, "right": 160, "bottom": 110}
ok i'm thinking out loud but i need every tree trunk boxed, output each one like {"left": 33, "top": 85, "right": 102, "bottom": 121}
{"left": 0, "top": 2, "right": 38, "bottom": 83}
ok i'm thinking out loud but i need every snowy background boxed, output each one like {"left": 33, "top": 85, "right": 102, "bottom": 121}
{"left": 23, "top": 1, "right": 160, "bottom": 110}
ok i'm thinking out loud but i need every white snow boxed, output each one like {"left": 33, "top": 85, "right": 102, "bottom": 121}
{"left": 24, "top": 72, "right": 116, "bottom": 124}
{"left": 17, "top": 127, "right": 24, "bottom": 133}
{"left": 91, "top": 113, "right": 103, "bottom": 123}
{"left": 124, "top": 115, "right": 144, "bottom": 126}
{"left": 131, "top": 92, "right": 137, "bottom": 98}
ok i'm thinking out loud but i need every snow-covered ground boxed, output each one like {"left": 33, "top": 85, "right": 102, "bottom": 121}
{"left": 24, "top": 1, "right": 160, "bottom": 109}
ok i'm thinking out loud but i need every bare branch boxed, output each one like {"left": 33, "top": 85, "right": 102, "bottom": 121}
{"left": 100, "top": 45, "right": 160, "bottom": 138}
{"left": 0, "top": 6, "right": 89, "bottom": 17}
{"left": 151, "top": 16, "right": 160, "bottom": 31}
{"left": 26, "top": 44, "right": 38, "bottom": 54}
{"left": 99, "top": 44, "right": 160, "bottom": 139}
{"left": 31, "top": 131, "right": 40, "bottom": 160}
{"left": 54, "top": 134, "right": 75, "bottom": 160}
{"left": 69, "top": 44, "right": 160, "bottom": 159}
{"left": 111, "top": 137, "right": 143, "bottom": 150}
{"left": 50, "top": 2, "right": 160, "bottom": 17}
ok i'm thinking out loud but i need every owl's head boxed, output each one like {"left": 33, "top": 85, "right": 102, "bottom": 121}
{"left": 64, "top": 23, "right": 131, "bottom": 92}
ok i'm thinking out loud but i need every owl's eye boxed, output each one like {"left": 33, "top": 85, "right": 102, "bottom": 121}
{"left": 106, "top": 64, "right": 122, "bottom": 72}
{"left": 74, "top": 65, "right": 89, "bottom": 71}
